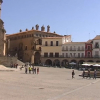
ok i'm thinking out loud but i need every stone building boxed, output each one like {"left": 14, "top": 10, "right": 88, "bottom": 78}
{"left": 6, "top": 25, "right": 63, "bottom": 64}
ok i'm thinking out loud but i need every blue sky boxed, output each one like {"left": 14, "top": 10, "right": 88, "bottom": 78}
{"left": 1, "top": 0, "right": 100, "bottom": 42}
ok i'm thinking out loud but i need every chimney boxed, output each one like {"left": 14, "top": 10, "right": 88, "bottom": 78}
{"left": 35, "top": 24, "right": 39, "bottom": 30}
{"left": 32, "top": 27, "right": 34, "bottom": 30}
{"left": 26, "top": 28, "right": 28, "bottom": 31}
{"left": 19, "top": 29, "right": 22, "bottom": 32}
{"left": 54, "top": 31, "right": 56, "bottom": 33}
{"left": 41, "top": 25, "right": 45, "bottom": 31}
{"left": 47, "top": 25, "right": 50, "bottom": 32}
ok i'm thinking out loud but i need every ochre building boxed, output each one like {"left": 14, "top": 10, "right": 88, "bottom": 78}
{"left": 6, "top": 25, "right": 63, "bottom": 64}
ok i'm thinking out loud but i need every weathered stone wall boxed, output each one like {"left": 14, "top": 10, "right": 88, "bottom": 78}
{"left": 0, "top": 56, "right": 17, "bottom": 67}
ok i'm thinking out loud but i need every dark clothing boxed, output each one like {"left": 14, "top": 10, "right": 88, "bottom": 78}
{"left": 82, "top": 71, "right": 85, "bottom": 78}
{"left": 87, "top": 70, "right": 91, "bottom": 78}
{"left": 72, "top": 71, "right": 75, "bottom": 79}
{"left": 25, "top": 67, "right": 27, "bottom": 74}
{"left": 93, "top": 70, "right": 97, "bottom": 79}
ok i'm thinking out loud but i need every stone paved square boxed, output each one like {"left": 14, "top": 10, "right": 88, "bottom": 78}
{"left": 0, "top": 67, "right": 100, "bottom": 100}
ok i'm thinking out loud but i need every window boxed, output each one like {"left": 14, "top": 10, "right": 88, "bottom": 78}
{"left": 70, "top": 46, "right": 72, "bottom": 50}
{"left": 55, "top": 53, "right": 59, "bottom": 57}
{"left": 31, "top": 46, "right": 34, "bottom": 50}
{"left": 66, "top": 53, "right": 68, "bottom": 57}
{"left": 66, "top": 46, "right": 68, "bottom": 50}
{"left": 78, "top": 46, "right": 80, "bottom": 50}
{"left": 74, "top": 46, "right": 76, "bottom": 50}
{"left": 36, "top": 34, "right": 38, "bottom": 36}
{"left": 44, "top": 53, "right": 48, "bottom": 57}
{"left": 62, "top": 53, "right": 64, "bottom": 57}
{"left": 95, "top": 51, "right": 99, "bottom": 57}
{"left": 25, "top": 46, "right": 27, "bottom": 50}
{"left": 88, "top": 46, "right": 90, "bottom": 50}
{"left": 70, "top": 53, "right": 72, "bottom": 57}
{"left": 87, "top": 52, "right": 90, "bottom": 57}
{"left": 45, "top": 41, "right": 48, "bottom": 46}
{"left": 62, "top": 46, "right": 64, "bottom": 50}
{"left": 95, "top": 42, "right": 99, "bottom": 48}
{"left": 78, "top": 53, "right": 80, "bottom": 57}
{"left": 56, "top": 41, "right": 59, "bottom": 46}
{"left": 81, "top": 53, "right": 84, "bottom": 57}
{"left": 73, "top": 53, "right": 76, "bottom": 57}
{"left": 50, "top": 41, "right": 53, "bottom": 46}
{"left": 82, "top": 46, "right": 84, "bottom": 50}
{"left": 49, "top": 53, "right": 53, "bottom": 57}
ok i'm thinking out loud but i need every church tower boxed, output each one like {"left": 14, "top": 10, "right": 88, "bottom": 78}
{"left": 0, "top": 0, "right": 6, "bottom": 56}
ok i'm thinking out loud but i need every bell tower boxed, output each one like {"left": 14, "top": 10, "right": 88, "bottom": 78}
{"left": 0, "top": 0, "right": 3, "bottom": 19}
{"left": 0, "top": 0, "right": 6, "bottom": 56}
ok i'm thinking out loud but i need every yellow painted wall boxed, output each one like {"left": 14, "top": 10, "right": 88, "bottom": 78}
{"left": 41, "top": 38, "right": 62, "bottom": 55}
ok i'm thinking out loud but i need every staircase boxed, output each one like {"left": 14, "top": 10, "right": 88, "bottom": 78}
{"left": 17, "top": 59, "right": 25, "bottom": 66}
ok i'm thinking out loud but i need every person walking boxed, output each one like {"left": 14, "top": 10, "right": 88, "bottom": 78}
{"left": 72, "top": 70, "right": 75, "bottom": 79}
{"left": 37, "top": 67, "right": 39, "bottom": 74}
{"left": 82, "top": 70, "right": 85, "bottom": 78}
{"left": 34, "top": 67, "right": 36, "bottom": 74}
{"left": 93, "top": 69, "right": 97, "bottom": 79}
{"left": 29, "top": 66, "right": 32, "bottom": 74}
{"left": 25, "top": 65, "right": 28, "bottom": 74}
{"left": 87, "top": 69, "right": 91, "bottom": 79}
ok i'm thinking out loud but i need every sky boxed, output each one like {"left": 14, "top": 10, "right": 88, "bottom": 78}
{"left": 1, "top": 0, "right": 100, "bottom": 42}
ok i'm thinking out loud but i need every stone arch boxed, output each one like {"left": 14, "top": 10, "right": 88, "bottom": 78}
{"left": 70, "top": 59, "right": 77, "bottom": 63}
{"left": 34, "top": 52, "right": 41, "bottom": 65}
{"left": 96, "top": 60, "right": 100, "bottom": 63}
{"left": 45, "top": 59, "right": 52, "bottom": 65}
{"left": 61, "top": 59, "right": 68, "bottom": 66}
{"left": 87, "top": 60, "right": 94, "bottom": 62}
{"left": 53, "top": 59, "right": 60, "bottom": 66}
{"left": 78, "top": 60, "right": 85, "bottom": 64}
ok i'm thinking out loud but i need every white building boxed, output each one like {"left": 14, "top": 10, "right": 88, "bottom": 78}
{"left": 92, "top": 35, "right": 100, "bottom": 57}
{"left": 62, "top": 42, "right": 85, "bottom": 58}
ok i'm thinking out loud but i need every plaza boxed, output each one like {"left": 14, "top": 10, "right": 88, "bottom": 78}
{"left": 0, "top": 67, "right": 100, "bottom": 100}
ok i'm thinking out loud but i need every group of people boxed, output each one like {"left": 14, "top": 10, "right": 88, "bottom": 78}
{"left": 11, "top": 63, "right": 18, "bottom": 68}
{"left": 82, "top": 69, "right": 97, "bottom": 79}
{"left": 72, "top": 69, "right": 97, "bottom": 79}
{"left": 20, "top": 64, "right": 39, "bottom": 74}
{"left": 25, "top": 65, "right": 39, "bottom": 74}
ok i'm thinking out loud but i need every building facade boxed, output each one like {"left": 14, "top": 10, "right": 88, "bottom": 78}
{"left": 41, "top": 35, "right": 71, "bottom": 66}
{"left": 6, "top": 25, "right": 63, "bottom": 64}
{"left": 92, "top": 35, "right": 100, "bottom": 58}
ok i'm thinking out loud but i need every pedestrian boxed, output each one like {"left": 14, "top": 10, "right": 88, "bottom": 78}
{"left": 93, "top": 69, "right": 97, "bottom": 79}
{"left": 32, "top": 63, "right": 34, "bottom": 74}
{"left": 34, "top": 67, "right": 36, "bottom": 74}
{"left": 82, "top": 70, "right": 85, "bottom": 78}
{"left": 29, "top": 66, "right": 32, "bottom": 74}
{"left": 87, "top": 69, "right": 91, "bottom": 79}
{"left": 72, "top": 70, "right": 75, "bottom": 79}
{"left": 25, "top": 65, "right": 28, "bottom": 74}
{"left": 37, "top": 67, "right": 39, "bottom": 74}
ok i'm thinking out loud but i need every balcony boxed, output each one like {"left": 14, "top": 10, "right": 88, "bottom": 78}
{"left": 34, "top": 47, "right": 41, "bottom": 51}
{"left": 62, "top": 49, "right": 68, "bottom": 51}
{"left": 70, "top": 49, "right": 76, "bottom": 51}
{"left": 77, "top": 49, "right": 85, "bottom": 51}
{"left": 85, "top": 48, "right": 92, "bottom": 50}
{"left": 41, "top": 55, "right": 100, "bottom": 58}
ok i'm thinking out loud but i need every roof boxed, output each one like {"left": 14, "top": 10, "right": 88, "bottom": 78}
{"left": 86, "top": 39, "right": 93, "bottom": 43}
{"left": 64, "top": 42, "right": 86, "bottom": 44}
{"left": 93, "top": 35, "right": 100, "bottom": 40}
{"left": 6, "top": 29, "right": 62, "bottom": 37}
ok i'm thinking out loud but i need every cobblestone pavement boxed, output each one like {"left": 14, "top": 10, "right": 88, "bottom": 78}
{"left": 0, "top": 67, "right": 100, "bottom": 100}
